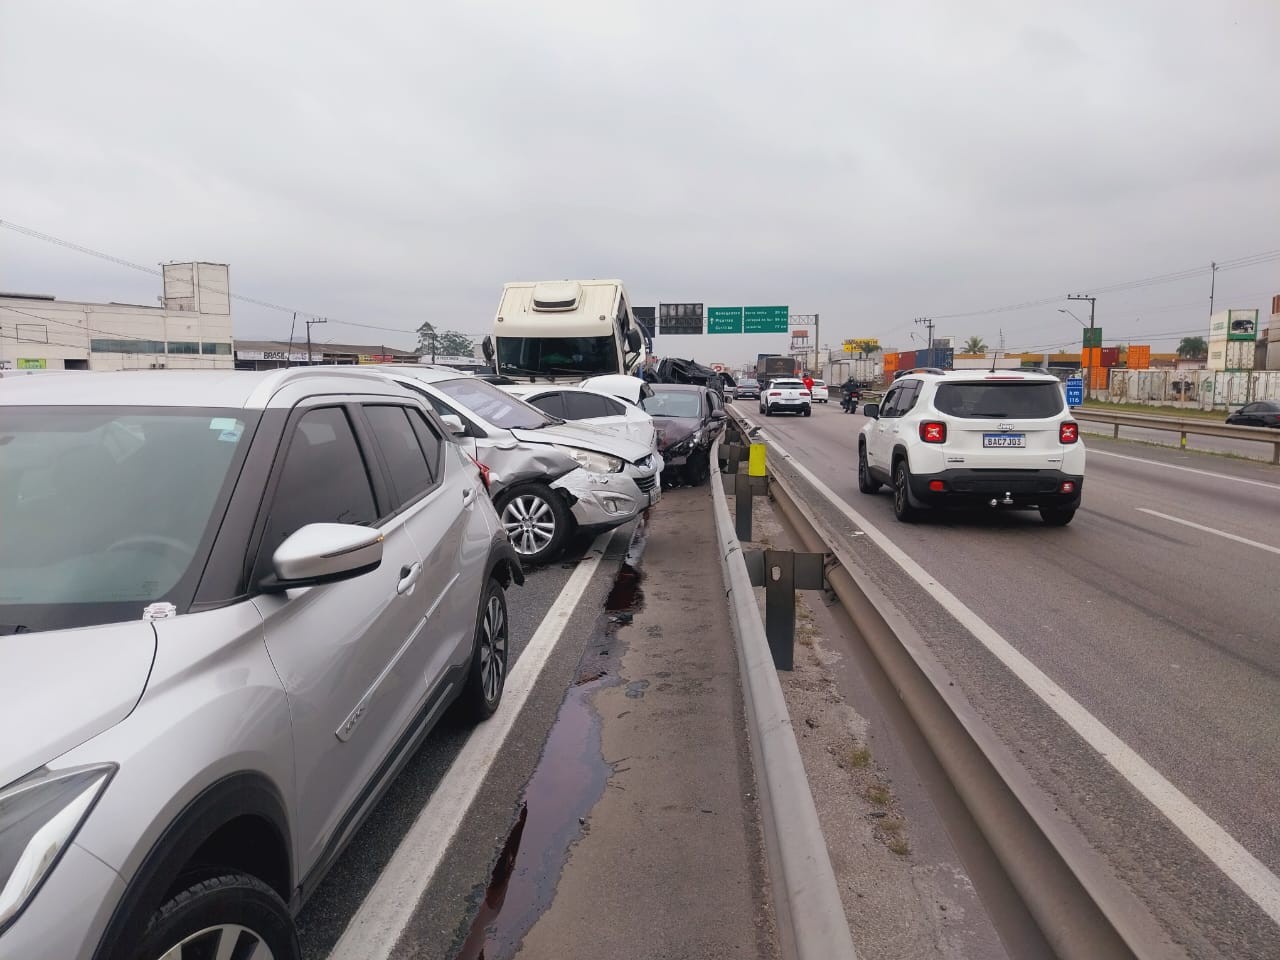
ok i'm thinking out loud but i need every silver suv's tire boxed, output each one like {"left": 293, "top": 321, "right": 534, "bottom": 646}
{"left": 139, "top": 873, "right": 298, "bottom": 960}
{"left": 495, "top": 483, "right": 570, "bottom": 565}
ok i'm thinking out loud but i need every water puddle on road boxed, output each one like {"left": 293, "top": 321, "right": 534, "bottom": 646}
{"left": 451, "top": 519, "right": 649, "bottom": 960}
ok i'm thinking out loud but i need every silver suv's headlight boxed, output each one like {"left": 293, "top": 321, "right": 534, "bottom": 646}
{"left": 0, "top": 764, "right": 115, "bottom": 933}
{"left": 554, "top": 446, "right": 624, "bottom": 474}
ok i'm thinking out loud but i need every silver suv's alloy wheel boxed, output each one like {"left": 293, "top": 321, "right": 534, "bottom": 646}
{"left": 159, "top": 923, "right": 273, "bottom": 960}
{"left": 480, "top": 593, "right": 507, "bottom": 702}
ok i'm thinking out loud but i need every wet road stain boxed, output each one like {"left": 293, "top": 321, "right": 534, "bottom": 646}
{"left": 451, "top": 519, "right": 651, "bottom": 960}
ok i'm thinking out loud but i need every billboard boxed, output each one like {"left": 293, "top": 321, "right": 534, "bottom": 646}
{"left": 659, "top": 302, "right": 703, "bottom": 335}
{"left": 1228, "top": 309, "right": 1258, "bottom": 341}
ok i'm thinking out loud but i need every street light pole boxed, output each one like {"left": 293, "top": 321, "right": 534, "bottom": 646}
{"left": 913, "top": 317, "right": 935, "bottom": 364}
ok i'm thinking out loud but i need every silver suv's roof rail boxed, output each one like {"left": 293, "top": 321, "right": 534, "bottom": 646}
{"left": 244, "top": 364, "right": 389, "bottom": 407}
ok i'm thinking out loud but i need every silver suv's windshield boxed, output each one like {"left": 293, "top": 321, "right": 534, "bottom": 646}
{"left": 0, "top": 408, "right": 254, "bottom": 633}
{"left": 433, "top": 376, "right": 559, "bottom": 430}
{"left": 933, "top": 382, "right": 1065, "bottom": 419}
{"left": 496, "top": 336, "right": 619, "bottom": 377}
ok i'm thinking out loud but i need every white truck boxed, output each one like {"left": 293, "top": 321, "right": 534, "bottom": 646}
{"left": 482, "top": 279, "right": 647, "bottom": 381}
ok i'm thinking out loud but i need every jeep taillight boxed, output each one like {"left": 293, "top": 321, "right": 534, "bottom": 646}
{"left": 1060, "top": 422, "right": 1078, "bottom": 444}
{"left": 920, "top": 421, "right": 947, "bottom": 443}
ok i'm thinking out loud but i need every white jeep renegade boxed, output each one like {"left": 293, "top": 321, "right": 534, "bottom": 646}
{"left": 858, "top": 370, "right": 1085, "bottom": 525}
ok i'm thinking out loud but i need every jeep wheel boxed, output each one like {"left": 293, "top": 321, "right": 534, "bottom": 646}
{"left": 1040, "top": 506, "right": 1077, "bottom": 527}
{"left": 858, "top": 444, "right": 881, "bottom": 494}
{"left": 892, "top": 460, "right": 919, "bottom": 523}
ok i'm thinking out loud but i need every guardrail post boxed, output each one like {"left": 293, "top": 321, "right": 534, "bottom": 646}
{"left": 735, "top": 471, "right": 753, "bottom": 541}
{"left": 764, "top": 549, "right": 796, "bottom": 670}
{"left": 1273, "top": 441, "right": 1279, "bottom": 466}
{"left": 1113, "top": 423, "right": 1119, "bottom": 440}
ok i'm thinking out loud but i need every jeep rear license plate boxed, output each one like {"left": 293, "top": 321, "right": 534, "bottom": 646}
{"left": 983, "top": 433, "right": 1025, "bottom": 448}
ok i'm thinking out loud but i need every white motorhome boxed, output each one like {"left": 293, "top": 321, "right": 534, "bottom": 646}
{"left": 483, "top": 279, "right": 647, "bottom": 380}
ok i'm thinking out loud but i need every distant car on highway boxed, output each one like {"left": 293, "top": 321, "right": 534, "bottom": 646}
{"left": 734, "top": 378, "right": 761, "bottom": 400}
{"left": 810, "top": 379, "right": 829, "bottom": 403}
{"left": 858, "top": 370, "right": 1085, "bottom": 525}
{"left": 1225, "top": 400, "right": 1280, "bottom": 428}
{"left": 0, "top": 368, "right": 521, "bottom": 960}
{"left": 643, "top": 384, "right": 728, "bottom": 486}
{"left": 374, "top": 365, "right": 659, "bottom": 563}
{"left": 759, "top": 378, "right": 812, "bottom": 417}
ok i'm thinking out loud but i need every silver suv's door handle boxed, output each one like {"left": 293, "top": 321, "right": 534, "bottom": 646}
{"left": 462, "top": 487, "right": 477, "bottom": 505}
{"left": 396, "top": 562, "right": 422, "bottom": 595}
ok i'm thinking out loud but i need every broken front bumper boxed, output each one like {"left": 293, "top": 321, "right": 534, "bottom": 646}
{"left": 552, "top": 467, "right": 649, "bottom": 531}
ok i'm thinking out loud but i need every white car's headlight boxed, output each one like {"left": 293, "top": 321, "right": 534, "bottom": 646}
{"left": 554, "top": 446, "right": 625, "bottom": 474}
{"left": 0, "top": 764, "right": 115, "bottom": 933}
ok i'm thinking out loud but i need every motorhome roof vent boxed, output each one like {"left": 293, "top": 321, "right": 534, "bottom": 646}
{"left": 531, "top": 281, "right": 581, "bottom": 312}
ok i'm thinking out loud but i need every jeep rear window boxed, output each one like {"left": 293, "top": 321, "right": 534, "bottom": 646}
{"left": 933, "top": 382, "right": 1064, "bottom": 419}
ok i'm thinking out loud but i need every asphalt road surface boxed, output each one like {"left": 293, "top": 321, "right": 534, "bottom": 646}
{"left": 739, "top": 402, "right": 1280, "bottom": 959}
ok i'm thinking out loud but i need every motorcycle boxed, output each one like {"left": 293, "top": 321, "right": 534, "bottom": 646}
{"left": 840, "top": 388, "right": 859, "bottom": 414}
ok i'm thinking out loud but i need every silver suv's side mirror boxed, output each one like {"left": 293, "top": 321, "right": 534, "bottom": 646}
{"left": 440, "top": 414, "right": 466, "bottom": 435}
{"left": 266, "top": 523, "right": 384, "bottom": 591}
{"left": 862, "top": 402, "right": 880, "bottom": 420}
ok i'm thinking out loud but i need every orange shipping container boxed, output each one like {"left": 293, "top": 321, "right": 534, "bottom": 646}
{"left": 1128, "top": 344, "right": 1151, "bottom": 369}
{"left": 884, "top": 352, "right": 900, "bottom": 373}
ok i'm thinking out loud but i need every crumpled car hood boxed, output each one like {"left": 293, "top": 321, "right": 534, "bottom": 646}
{"left": 651, "top": 416, "right": 702, "bottom": 449}
{"left": 509, "top": 421, "right": 650, "bottom": 463}
{"left": 0, "top": 621, "right": 156, "bottom": 787}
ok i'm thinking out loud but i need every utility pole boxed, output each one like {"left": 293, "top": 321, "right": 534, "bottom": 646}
{"left": 286, "top": 312, "right": 297, "bottom": 368}
{"left": 1208, "top": 261, "right": 1217, "bottom": 317}
{"left": 813, "top": 313, "right": 820, "bottom": 377}
{"left": 913, "top": 317, "right": 935, "bottom": 364}
{"left": 1068, "top": 294, "right": 1096, "bottom": 396}
{"left": 305, "top": 317, "right": 327, "bottom": 366}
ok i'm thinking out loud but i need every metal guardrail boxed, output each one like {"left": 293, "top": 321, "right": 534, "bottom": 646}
{"left": 721, "top": 407, "right": 1173, "bottom": 960}
{"left": 1073, "top": 407, "right": 1280, "bottom": 464}
{"left": 708, "top": 437, "right": 860, "bottom": 960}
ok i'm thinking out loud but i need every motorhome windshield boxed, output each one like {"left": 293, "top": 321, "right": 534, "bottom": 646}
{"left": 497, "top": 336, "right": 620, "bottom": 377}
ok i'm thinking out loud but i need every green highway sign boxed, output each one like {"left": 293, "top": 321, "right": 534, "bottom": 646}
{"left": 1082, "top": 328, "right": 1102, "bottom": 348}
{"left": 743, "top": 305, "right": 789, "bottom": 334}
{"left": 707, "top": 306, "right": 744, "bottom": 334}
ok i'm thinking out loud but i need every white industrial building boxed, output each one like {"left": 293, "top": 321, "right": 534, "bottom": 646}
{"left": 0, "top": 262, "right": 234, "bottom": 371}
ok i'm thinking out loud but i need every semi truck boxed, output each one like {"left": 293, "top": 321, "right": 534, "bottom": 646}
{"left": 755, "top": 354, "right": 802, "bottom": 381}
{"left": 483, "top": 279, "right": 647, "bottom": 380}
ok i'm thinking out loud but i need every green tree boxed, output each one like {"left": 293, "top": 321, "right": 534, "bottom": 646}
{"left": 435, "top": 331, "right": 475, "bottom": 357}
{"left": 415, "top": 321, "right": 437, "bottom": 356}
{"left": 963, "top": 335, "right": 987, "bottom": 353}
{"left": 1176, "top": 336, "right": 1207, "bottom": 360}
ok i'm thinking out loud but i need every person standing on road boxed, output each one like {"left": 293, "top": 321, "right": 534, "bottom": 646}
{"left": 803, "top": 373, "right": 814, "bottom": 394}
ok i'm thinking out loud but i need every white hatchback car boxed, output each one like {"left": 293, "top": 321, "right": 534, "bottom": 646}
{"left": 810, "top": 379, "right": 830, "bottom": 403}
{"left": 858, "top": 370, "right": 1085, "bottom": 525}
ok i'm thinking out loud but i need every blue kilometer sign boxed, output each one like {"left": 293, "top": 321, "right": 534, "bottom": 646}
{"left": 1066, "top": 378, "right": 1084, "bottom": 407}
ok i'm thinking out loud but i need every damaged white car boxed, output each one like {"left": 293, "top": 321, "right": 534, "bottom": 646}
{"left": 371, "top": 365, "right": 659, "bottom": 563}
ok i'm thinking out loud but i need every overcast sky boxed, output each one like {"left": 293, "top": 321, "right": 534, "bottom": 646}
{"left": 3, "top": 0, "right": 1278, "bottom": 365}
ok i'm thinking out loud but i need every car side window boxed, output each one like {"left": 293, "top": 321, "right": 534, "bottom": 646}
{"left": 529, "top": 393, "right": 567, "bottom": 419}
{"left": 257, "top": 407, "right": 378, "bottom": 577}
{"left": 365, "top": 405, "right": 434, "bottom": 511}
{"left": 404, "top": 408, "right": 445, "bottom": 479}
{"left": 598, "top": 395, "right": 626, "bottom": 416}
{"left": 1241, "top": 403, "right": 1259, "bottom": 414}
{"left": 563, "top": 392, "right": 609, "bottom": 419}
{"left": 898, "top": 381, "right": 922, "bottom": 414}
{"left": 879, "top": 387, "right": 902, "bottom": 418}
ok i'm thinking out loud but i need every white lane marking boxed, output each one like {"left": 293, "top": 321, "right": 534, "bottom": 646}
{"left": 1089, "top": 448, "right": 1280, "bottom": 491}
{"left": 760, "top": 431, "right": 1280, "bottom": 926}
{"left": 329, "top": 531, "right": 613, "bottom": 960}
{"left": 1137, "top": 508, "right": 1280, "bottom": 557}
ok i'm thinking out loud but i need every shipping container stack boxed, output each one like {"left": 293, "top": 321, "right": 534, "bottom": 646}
{"left": 1207, "top": 309, "right": 1259, "bottom": 372}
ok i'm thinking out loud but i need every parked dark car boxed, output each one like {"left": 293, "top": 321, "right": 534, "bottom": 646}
{"left": 735, "top": 378, "right": 761, "bottom": 400}
{"left": 642, "top": 384, "right": 727, "bottom": 487}
{"left": 1226, "top": 400, "right": 1280, "bottom": 428}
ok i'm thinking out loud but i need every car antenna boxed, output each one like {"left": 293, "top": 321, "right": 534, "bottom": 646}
{"left": 989, "top": 330, "right": 1001, "bottom": 372}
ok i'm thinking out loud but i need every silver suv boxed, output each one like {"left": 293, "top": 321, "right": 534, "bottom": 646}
{"left": 0, "top": 369, "right": 522, "bottom": 960}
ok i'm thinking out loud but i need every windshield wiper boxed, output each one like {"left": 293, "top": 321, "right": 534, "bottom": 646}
{"left": 548, "top": 366, "right": 609, "bottom": 376}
